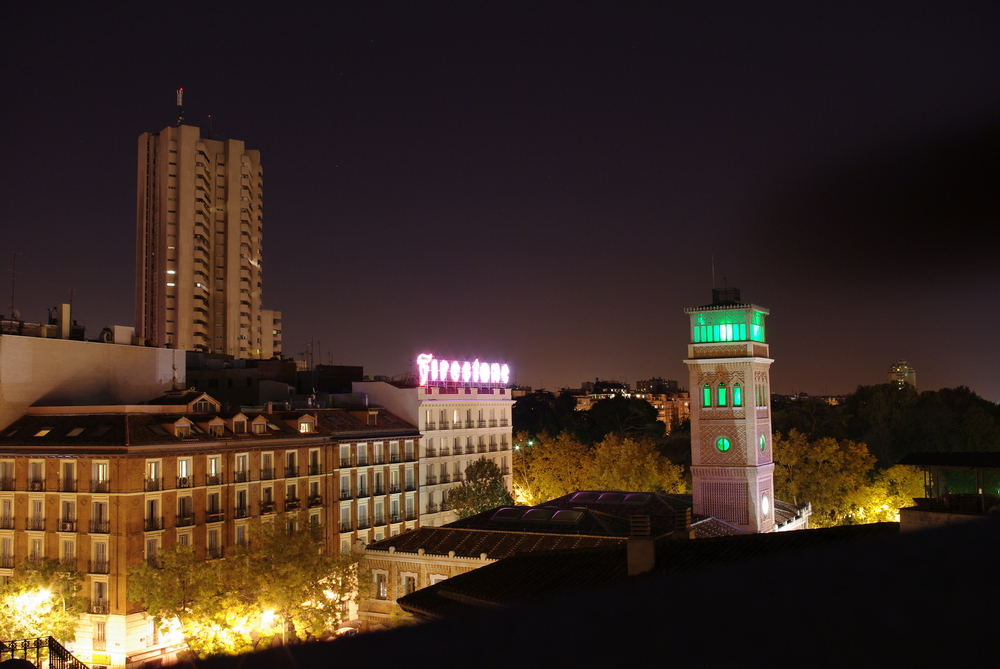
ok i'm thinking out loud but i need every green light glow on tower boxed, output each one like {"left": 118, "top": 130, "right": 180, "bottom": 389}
{"left": 690, "top": 309, "right": 767, "bottom": 343}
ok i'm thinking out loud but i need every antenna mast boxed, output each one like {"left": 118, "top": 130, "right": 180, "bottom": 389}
{"left": 175, "top": 88, "right": 184, "bottom": 126}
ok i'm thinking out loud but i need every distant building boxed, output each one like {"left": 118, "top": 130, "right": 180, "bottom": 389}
{"left": 135, "top": 109, "right": 280, "bottom": 358}
{"left": 888, "top": 360, "right": 917, "bottom": 390}
{"left": 897, "top": 452, "right": 1000, "bottom": 531}
{"left": 635, "top": 377, "right": 680, "bottom": 393}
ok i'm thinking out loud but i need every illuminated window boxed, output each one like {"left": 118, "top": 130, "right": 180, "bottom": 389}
{"left": 717, "top": 384, "right": 728, "bottom": 407}
{"left": 759, "top": 434, "right": 766, "bottom": 451}
{"left": 716, "top": 437, "right": 731, "bottom": 452}
{"left": 733, "top": 384, "right": 743, "bottom": 407}
{"left": 702, "top": 384, "right": 712, "bottom": 408}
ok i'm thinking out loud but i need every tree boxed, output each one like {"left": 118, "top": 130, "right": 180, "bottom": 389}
{"left": 445, "top": 457, "right": 514, "bottom": 519}
{"left": 582, "top": 433, "right": 687, "bottom": 494}
{"left": 0, "top": 559, "right": 84, "bottom": 643}
{"left": 584, "top": 395, "right": 664, "bottom": 444}
{"left": 513, "top": 431, "right": 592, "bottom": 505}
{"left": 128, "top": 524, "right": 363, "bottom": 658}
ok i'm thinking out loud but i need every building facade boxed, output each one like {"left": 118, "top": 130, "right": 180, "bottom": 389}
{"left": 0, "top": 393, "right": 418, "bottom": 668}
{"left": 355, "top": 354, "right": 514, "bottom": 526}
{"left": 887, "top": 359, "right": 917, "bottom": 390}
{"left": 135, "top": 121, "right": 279, "bottom": 358}
{"left": 684, "top": 288, "right": 777, "bottom": 534}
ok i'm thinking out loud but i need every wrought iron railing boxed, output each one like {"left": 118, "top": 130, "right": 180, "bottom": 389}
{"left": 0, "top": 636, "right": 89, "bottom": 669}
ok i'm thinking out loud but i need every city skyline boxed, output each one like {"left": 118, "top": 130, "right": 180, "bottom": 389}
{"left": 2, "top": 3, "right": 998, "bottom": 400}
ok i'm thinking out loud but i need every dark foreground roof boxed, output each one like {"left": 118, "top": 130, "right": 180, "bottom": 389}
{"left": 398, "top": 522, "right": 900, "bottom": 619}
{"left": 193, "top": 518, "right": 1000, "bottom": 668}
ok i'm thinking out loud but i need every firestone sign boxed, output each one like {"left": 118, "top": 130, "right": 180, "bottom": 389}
{"left": 417, "top": 353, "right": 511, "bottom": 387}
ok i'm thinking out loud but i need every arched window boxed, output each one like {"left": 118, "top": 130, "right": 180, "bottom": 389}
{"left": 733, "top": 383, "right": 743, "bottom": 407}
{"left": 717, "top": 383, "right": 728, "bottom": 407}
{"left": 702, "top": 384, "right": 712, "bottom": 408}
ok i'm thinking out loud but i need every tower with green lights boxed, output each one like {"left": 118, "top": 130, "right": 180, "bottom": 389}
{"left": 684, "top": 287, "right": 774, "bottom": 533}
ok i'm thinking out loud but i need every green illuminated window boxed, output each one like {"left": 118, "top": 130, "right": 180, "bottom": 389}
{"left": 702, "top": 384, "right": 712, "bottom": 408}
{"left": 759, "top": 434, "right": 766, "bottom": 451}
{"left": 717, "top": 383, "right": 728, "bottom": 407}
{"left": 716, "top": 437, "right": 731, "bottom": 452}
{"left": 733, "top": 384, "right": 742, "bottom": 407}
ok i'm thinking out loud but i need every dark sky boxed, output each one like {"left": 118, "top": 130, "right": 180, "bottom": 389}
{"left": 2, "top": 2, "right": 998, "bottom": 400}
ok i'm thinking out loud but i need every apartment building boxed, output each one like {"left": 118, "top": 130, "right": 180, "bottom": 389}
{"left": 0, "top": 391, "right": 418, "bottom": 668}
{"left": 135, "top": 122, "right": 280, "bottom": 358}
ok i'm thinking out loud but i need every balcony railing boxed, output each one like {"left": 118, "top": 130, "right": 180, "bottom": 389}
{"left": 477, "top": 419, "right": 486, "bottom": 428}
{"left": 235, "top": 506, "right": 249, "bottom": 519}
{"left": 406, "top": 512, "right": 418, "bottom": 521}
{"left": 261, "top": 467, "right": 275, "bottom": 480}
{"left": 0, "top": 478, "right": 13, "bottom": 491}
{"left": 439, "top": 421, "right": 450, "bottom": 429}
{"left": 176, "top": 476, "right": 193, "bottom": 489}
{"left": 88, "top": 560, "right": 110, "bottom": 574}
{"left": 390, "top": 512, "right": 401, "bottom": 523}
{"left": 27, "top": 518, "right": 45, "bottom": 531}
{"left": 357, "top": 519, "right": 370, "bottom": 530}
{"left": 440, "top": 448, "right": 450, "bottom": 457}
{"left": 357, "top": 487, "right": 369, "bottom": 498}
{"left": 206, "top": 511, "right": 225, "bottom": 523}
{"left": 27, "top": 480, "right": 44, "bottom": 492}
{"left": 91, "top": 480, "right": 110, "bottom": 493}
{"left": 489, "top": 419, "right": 498, "bottom": 427}
{"left": 499, "top": 419, "right": 509, "bottom": 427}
{"left": 339, "top": 521, "right": 353, "bottom": 533}
{"left": 389, "top": 483, "right": 401, "bottom": 494}
{"left": 425, "top": 503, "right": 439, "bottom": 514}
{"left": 144, "top": 478, "right": 162, "bottom": 492}
{"left": 373, "top": 485, "right": 385, "bottom": 496}
{"left": 261, "top": 501, "right": 276, "bottom": 514}
{"left": 58, "top": 519, "right": 76, "bottom": 532}
{"left": 0, "top": 555, "right": 15, "bottom": 568}
{"left": 340, "top": 488, "right": 352, "bottom": 500}
{"left": 404, "top": 452, "right": 417, "bottom": 462}
{"left": 205, "top": 474, "right": 224, "bottom": 486}
{"left": 90, "top": 600, "right": 110, "bottom": 614}
{"left": 176, "top": 514, "right": 194, "bottom": 527}
{"left": 285, "top": 498, "right": 300, "bottom": 510}
{"left": 285, "top": 467, "right": 298, "bottom": 478}
{"left": 389, "top": 454, "right": 400, "bottom": 463}
{"left": 374, "top": 515, "right": 385, "bottom": 527}
{"left": 93, "top": 637, "right": 107, "bottom": 651}
{"left": 0, "top": 516, "right": 14, "bottom": 530}
{"left": 425, "top": 421, "right": 436, "bottom": 430}
{"left": 59, "top": 478, "right": 76, "bottom": 492}
{"left": 308, "top": 495, "right": 322, "bottom": 508}
{"left": 426, "top": 475, "right": 437, "bottom": 485}
{"left": 465, "top": 420, "right": 475, "bottom": 429}
{"left": 89, "top": 520, "right": 110, "bottom": 534}
{"left": 144, "top": 517, "right": 163, "bottom": 532}
{"left": 308, "top": 464, "right": 322, "bottom": 476}
{"left": 340, "top": 458, "right": 351, "bottom": 468}
{"left": 207, "top": 546, "right": 224, "bottom": 560}
{"left": 425, "top": 448, "right": 437, "bottom": 458}
{"left": 233, "top": 471, "right": 250, "bottom": 483}
{"left": 356, "top": 457, "right": 368, "bottom": 467}
{"left": 405, "top": 482, "right": 416, "bottom": 492}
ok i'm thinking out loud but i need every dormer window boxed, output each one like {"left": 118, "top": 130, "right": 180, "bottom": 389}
{"left": 175, "top": 424, "right": 191, "bottom": 438}
{"left": 298, "top": 419, "right": 314, "bottom": 434}
{"left": 233, "top": 419, "right": 246, "bottom": 434}
{"left": 209, "top": 424, "right": 224, "bottom": 437}
{"left": 193, "top": 400, "right": 211, "bottom": 413}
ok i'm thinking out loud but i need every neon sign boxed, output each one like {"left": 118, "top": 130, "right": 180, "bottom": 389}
{"left": 417, "top": 353, "right": 511, "bottom": 387}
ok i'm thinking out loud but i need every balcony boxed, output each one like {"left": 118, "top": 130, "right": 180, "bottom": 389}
{"left": 489, "top": 419, "right": 498, "bottom": 427}
{"left": 439, "top": 421, "right": 450, "bottom": 429}
{"left": 233, "top": 471, "right": 250, "bottom": 483}
{"left": 425, "top": 448, "right": 437, "bottom": 458}
{"left": 144, "top": 517, "right": 163, "bottom": 532}
{"left": 357, "top": 487, "right": 369, "bottom": 499}
{"left": 0, "top": 478, "right": 13, "bottom": 491}
{"left": 59, "top": 478, "right": 76, "bottom": 492}
{"left": 206, "top": 474, "right": 224, "bottom": 486}
{"left": 373, "top": 485, "right": 385, "bottom": 496}
{"left": 208, "top": 546, "right": 224, "bottom": 560}
{"left": 27, "top": 518, "right": 45, "bottom": 531}
{"left": 374, "top": 515, "right": 385, "bottom": 527}
{"left": 144, "top": 478, "right": 162, "bottom": 492}
{"left": 404, "top": 452, "right": 417, "bottom": 462}
{"left": 285, "top": 498, "right": 300, "bottom": 510}
{"left": 176, "top": 514, "right": 194, "bottom": 527}
{"left": 405, "top": 482, "right": 416, "bottom": 492}
{"left": 93, "top": 638, "right": 107, "bottom": 651}
{"left": 389, "top": 454, "right": 400, "bottom": 463}
{"left": 206, "top": 511, "right": 225, "bottom": 523}
{"left": 88, "top": 560, "right": 110, "bottom": 574}
{"left": 176, "top": 476, "right": 193, "bottom": 489}
{"left": 28, "top": 479, "right": 44, "bottom": 492}
{"left": 0, "top": 556, "right": 15, "bottom": 568}
{"left": 489, "top": 444, "right": 498, "bottom": 452}
{"left": 235, "top": 506, "right": 249, "bottom": 519}
{"left": 465, "top": 420, "right": 475, "bottom": 429}
{"left": 308, "top": 495, "right": 323, "bottom": 508}
{"left": 389, "top": 512, "right": 401, "bottom": 523}
{"left": 260, "top": 501, "right": 276, "bottom": 514}
{"left": 500, "top": 467, "right": 511, "bottom": 476}
{"left": 59, "top": 519, "right": 77, "bottom": 532}
{"left": 339, "top": 521, "right": 353, "bottom": 533}
{"left": 90, "top": 600, "right": 110, "bottom": 615}
{"left": 425, "top": 503, "right": 439, "bottom": 514}
{"left": 340, "top": 488, "right": 352, "bottom": 501}
{"left": 478, "top": 445, "right": 488, "bottom": 454}
{"left": 284, "top": 467, "right": 298, "bottom": 478}
{"left": 477, "top": 420, "right": 486, "bottom": 428}
{"left": 389, "top": 483, "right": 401, "bottom": 494}
{"left": 426, "top": 475, "right": 437, "bottom": 485}
{"left": 500, "top": 419, "right": 509, "bottom": 427}
{"left": 308, "top": 464, "right": 322, "bottom": 476}
{"left": 89, "top": 520, "right": 110, "bottom": 534}
{"left": 356, "top": 457, "right": 368, "bottom": 467}
{"left": 340, "top": 458, "right": 351, "bottom": 468}
{"left": 441, "top": 474, "right": 453, "bottom": 484}
{"left": 406, "top": 512, "right": 418, "bottom": 521}
{"left": 0, "top": 516, "right": 13, "bottom": 530}
{"left": 425, "top": 421, "right": 436, "bottom": 430}
{"left": 357, "top": 519, "right": 370, "bottom": 530}
{"left": 261, "top": 468, "right": 275, "bottom": 481}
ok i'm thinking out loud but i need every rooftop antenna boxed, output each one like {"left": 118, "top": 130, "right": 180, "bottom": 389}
{"left": 207, "top": 114, "right": 213, "bottom": 140}
{"left": 175, "top": 88, "right": 184, "bottom": 126}
{"left": 8, "top": 252, "right": 22, "bottom": 320}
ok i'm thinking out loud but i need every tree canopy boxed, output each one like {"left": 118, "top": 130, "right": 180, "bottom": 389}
{"left": 773, "top": 429, "right": 924, "bottom": 527}
{"left": 513, "top": 431, "right": 687, "bottom": 506}
{"left": 445, "top": 457, "right": 514, "bottom": 518}
{"left": 0, "top": 559, "right": 84, "bottom": 643}
{"left": 128, "top": 523, "right": 363, "bottom": 658}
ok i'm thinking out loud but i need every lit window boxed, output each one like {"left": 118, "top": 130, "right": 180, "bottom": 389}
{"left": 733, "top": 384, "right": 743, "bottom": 407}
{"left": 717, "top": 384, "right": 728, "bottom": 407}
{"left": 716, "top": 437, "right": 731, "bottom": 452}
{"left": 702, "top": 384, "right": 711, "bottom": 408}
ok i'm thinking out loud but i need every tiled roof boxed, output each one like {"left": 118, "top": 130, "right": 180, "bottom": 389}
{"left": 366, "top": 526, "right": 623, "bottom": 561}
{"left": 399, "top": 522, "right": 900, "bottom": 619}
{"left": 0, "top": 407, "right": 417, "bottom": 453}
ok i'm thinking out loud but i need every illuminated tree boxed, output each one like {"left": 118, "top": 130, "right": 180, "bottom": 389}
{"left": 0, "top": 558, "right": 84, "bottom": 642}
{"left": 129, "top": 523, "right": 363, "bottom": 658}
{"left": 583, "top": 433, "right": 686, "bottom": 494}
{"left": 446, "top": 457, "right": 514, "bottom": 519}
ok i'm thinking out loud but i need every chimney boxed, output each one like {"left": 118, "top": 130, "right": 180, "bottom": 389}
{"left": 627, "top": 515, "right": 655, "bottom": 576}
{"left": 672, "top": 507, "right": 694, "bottom": 540}
{"left": 57, "top": 303, "right": 71, "bottom": 339}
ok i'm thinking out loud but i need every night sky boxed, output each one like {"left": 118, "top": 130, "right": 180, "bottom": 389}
{"left": 2, "top": 2, "right": 998, "bottom": 400}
